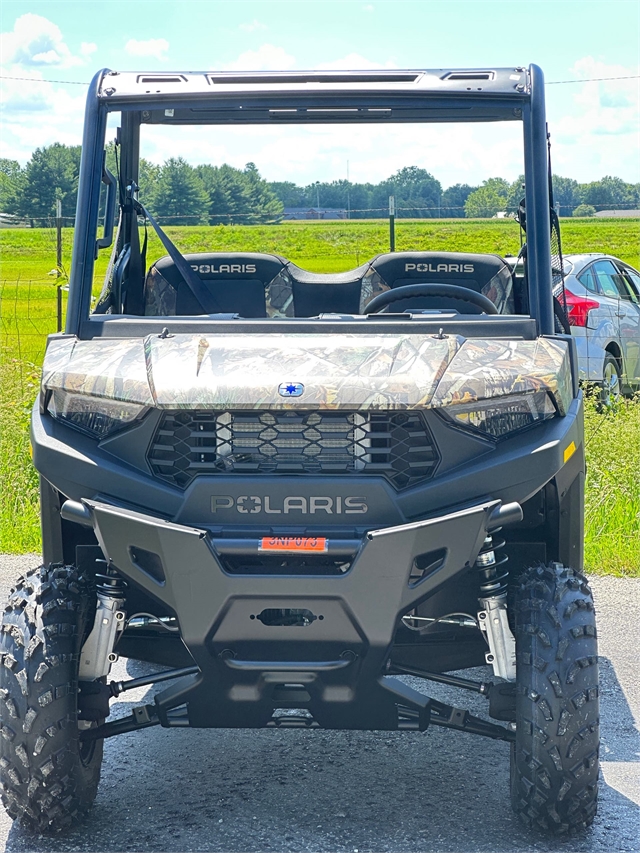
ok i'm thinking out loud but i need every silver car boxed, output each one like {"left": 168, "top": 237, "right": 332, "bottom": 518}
{"left": 559, "top": 254, "right": 640, "bottom": 401}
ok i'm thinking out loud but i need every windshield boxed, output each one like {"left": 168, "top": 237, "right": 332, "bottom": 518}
{"left": 93, "top": 117, "right": 528, "bottom": 321}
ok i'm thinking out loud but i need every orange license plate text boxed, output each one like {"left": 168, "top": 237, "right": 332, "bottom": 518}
{"left": 260, "top": 536, "right": 328, "bottom": 553}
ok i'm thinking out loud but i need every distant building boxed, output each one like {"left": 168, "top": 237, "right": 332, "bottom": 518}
{"left": 283, "top": 207, "right": 348, "bottom": 220}
{"left": 594, "top": 209, "right": 640, "bottom": 218}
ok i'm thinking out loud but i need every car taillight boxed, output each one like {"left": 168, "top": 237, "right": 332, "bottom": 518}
{"left": 564, "top": 289, "right": 600, "bottom": 327}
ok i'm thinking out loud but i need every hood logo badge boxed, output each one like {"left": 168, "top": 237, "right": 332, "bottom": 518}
{"left": 279, "top": 382, "right": 304, "bottom": 397}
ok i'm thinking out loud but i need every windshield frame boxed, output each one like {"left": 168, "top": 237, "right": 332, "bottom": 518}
{"left": 66, "top": 65, "right": 554, "bottom": 339}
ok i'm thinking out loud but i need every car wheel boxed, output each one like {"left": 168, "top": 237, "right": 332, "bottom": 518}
{"left": 0, "top": 565, "right": 104, "bottom": 833}
{"left": 509, "top": 564, "right": 599, "bottom": 835}
{"left": 600, "top": 354, "right": 621, "bottom": 409}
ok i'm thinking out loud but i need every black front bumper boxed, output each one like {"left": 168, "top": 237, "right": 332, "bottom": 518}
{"left": 64, "top": 496, "right": 521, "bottom": 730}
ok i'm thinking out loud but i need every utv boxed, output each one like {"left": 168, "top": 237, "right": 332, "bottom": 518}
{"left": 0, "top": 66, "right": 599, "bottom": 835}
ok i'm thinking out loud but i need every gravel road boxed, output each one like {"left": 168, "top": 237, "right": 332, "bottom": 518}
{"left": 0, "top": 554, "right": 638, "bottom": 853}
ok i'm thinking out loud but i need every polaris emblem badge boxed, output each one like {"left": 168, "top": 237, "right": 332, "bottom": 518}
{"left": 279, "top": 382, "right": 304, "bottom": 397}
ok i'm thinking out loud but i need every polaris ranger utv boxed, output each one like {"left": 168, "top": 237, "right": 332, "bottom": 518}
{"left": 0, "top": 66, "right": 599, "bottom": 835}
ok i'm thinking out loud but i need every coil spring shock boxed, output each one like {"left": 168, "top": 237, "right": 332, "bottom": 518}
{"left": 78, "top": 561, "right": 127, "bottom": 681}
{"left": 476, "top": 530, "right": 516, "bottom": 680}
{"left": 476, "top": 531, "right": 509, "bottom": 600}
{"left": 95, "top": 559, "right": 127, "bottom": 600}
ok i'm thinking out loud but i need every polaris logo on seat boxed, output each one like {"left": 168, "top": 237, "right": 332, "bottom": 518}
{"left": 191, "top": 263, "right": 257, "bottom": 274}
{"left": 405, "top": 262, "right": 475, "bottom": 273}
{"left": 211, "top": 495, "right": 368, "bottom": 514}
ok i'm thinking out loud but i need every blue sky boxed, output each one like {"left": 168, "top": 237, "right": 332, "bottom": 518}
{"left": 1, "top": 0, "right": 638, "bottom": 187}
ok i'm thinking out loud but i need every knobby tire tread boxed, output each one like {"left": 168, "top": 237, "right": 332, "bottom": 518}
{"left": 0, "top": 564, "right": 103, "bottom": 833}
{"left": 510, "top": 563, "right": 599, "bottom": 835}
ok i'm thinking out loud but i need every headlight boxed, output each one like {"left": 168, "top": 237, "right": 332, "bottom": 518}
{"left": 46, "top": 390, "right": 146, "bottom": 439}
{"left": 442, "top": 391, "right": 557, "bottom": 440}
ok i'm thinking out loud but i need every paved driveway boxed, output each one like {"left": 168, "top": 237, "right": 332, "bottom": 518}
{"left": 0, "top": 555, "right": 638, "bottom": 852}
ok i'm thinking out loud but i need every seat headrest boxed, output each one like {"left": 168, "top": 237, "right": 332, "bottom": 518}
{"left": 151, "top": 252, "right": 287, "bottom": 284}
{"left": 371, "top": 252, "right": 509, "bottom": 287}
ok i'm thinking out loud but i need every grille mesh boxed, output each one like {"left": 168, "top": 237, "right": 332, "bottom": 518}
{"left": 147, "top": 410, "right": 439, "bottom": 490}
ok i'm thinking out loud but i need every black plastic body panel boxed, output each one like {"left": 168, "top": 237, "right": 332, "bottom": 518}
{"left": 31, "top": 395, "right": 583, "bottom": 534}
{"left": 83, "top": 497, "right": 501, "bottom": 728}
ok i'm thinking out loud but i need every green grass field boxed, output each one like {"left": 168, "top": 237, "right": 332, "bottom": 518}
{"left": 1, "top": 218, "right": 639, "bottom": 574}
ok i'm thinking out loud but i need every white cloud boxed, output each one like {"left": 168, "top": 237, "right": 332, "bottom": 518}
{"left": 362, "top": 4, "right": 375, "bottom": 11}
{"left": 547, "top": 57, "right": 639, "bottom": 181}
{"left": 0, "top": 17, "right": 91, "bottom": 160}
{"left": 222, "top": 44, "right": 296, "bottom": 71}
{"left": 239, "top": 19, "right": 267, "bottom": 32}
{"left": 139, "top": 121, "right": 526, "bottom": 193}
{"left": 0, "top": 71, "right": 88, "bottom": 161}
{"left": 1, "top": 14, "right": 86, "bottom": 68}
{"left": 124, "top": 38, "right": 169, "bottom": 60}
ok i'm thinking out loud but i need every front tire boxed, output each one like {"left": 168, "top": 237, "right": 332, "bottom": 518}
{"left": 510, "top": 564, "right": 599, "bottom": 835}
{"left": 0, "top": 565, "right": 103, "bottom": 833}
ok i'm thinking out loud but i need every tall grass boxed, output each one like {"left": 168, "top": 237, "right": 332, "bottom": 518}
{"left": 1, "top": 218, "right": 639, "bottom": 282}
{"left": 0, "top": 359, "right": 40, "bottom": 553}
{"left": 1, "top": 220, "right": 639, "bottom": 570}
{"left": 583, "top": 395, "right": 640, "bottom": 576}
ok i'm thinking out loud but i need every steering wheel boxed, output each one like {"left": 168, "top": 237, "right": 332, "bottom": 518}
{"left": 363, "top": 283, "right": 498, "bottom": 315}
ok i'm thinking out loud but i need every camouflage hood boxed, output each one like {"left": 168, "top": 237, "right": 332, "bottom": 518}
{"left": 41, "top": 332, "right": 573, "bottom": 415}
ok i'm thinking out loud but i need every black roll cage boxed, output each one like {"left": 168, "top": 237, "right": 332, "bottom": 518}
{"left": 66, "top": 65, "right": 554, "bottom": 338}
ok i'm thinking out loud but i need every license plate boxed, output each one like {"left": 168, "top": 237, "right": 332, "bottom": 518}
{"left": 260, "top": 536, "right": 328, "bottom": 553}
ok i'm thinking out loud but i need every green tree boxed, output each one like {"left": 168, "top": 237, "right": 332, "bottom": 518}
{"left": 373, "top": 166, "right": 442, "bottom": 218}
{"left": 302, "top": 180, "right": 348, "bottom": 210}
{"left": 196, "top": 164, "right": 235, "bottom": 223}
{"left": 572, "top": 204, "right": 597, "bottom": 217}
{"left": 270, "top": 181, "right": 307, "bottom": 207}
{"left": 0, "top": 159, "right": 23, "bottom": 212}
{"left": 440, "top": 184, "right": 477, "bottom": 218}
{"left": 551, "top": 176, "right": 579, "bottom": 214}
{"left": 504, "top": 176, "right": 525, "bottom": 215}
{"left": 195, "top": 163, "right": 254, "bottom": 223}
{"left": 138, "top": 159, "right": 161, "bottom": 201}
{"left": 5, "top": 144, "right": 81, "bottom": 220}
{"left": 150, "top": 157, "right": 209, "bottom": 225}
{"left": 241, "top": 162, "right": 283, "bottom": 223}
{"left": 464, "top": 177, "right": 510, "bottom": 218}
{"left": 578, "top": 176, "right": 636, "bottom": 211}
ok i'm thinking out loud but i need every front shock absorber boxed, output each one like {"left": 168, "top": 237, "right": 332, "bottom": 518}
{"left": 476, "top": 532, "right": 516, "bottom": 681}
{"left": 79, "top": 561, "right": 127, "bottom": 680}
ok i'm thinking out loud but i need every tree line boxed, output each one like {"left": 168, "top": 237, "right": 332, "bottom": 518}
{"left": 1, "top": 143, "right": 638, "bottom": 224}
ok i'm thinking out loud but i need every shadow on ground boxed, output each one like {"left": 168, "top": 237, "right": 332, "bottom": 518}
{"left": 3, "top": 655, "right": 639, "bottom": 853}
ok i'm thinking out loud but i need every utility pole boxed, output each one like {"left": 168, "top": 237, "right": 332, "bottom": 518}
{"left": 56, "top": 198, "right": 63, "bottom": 332}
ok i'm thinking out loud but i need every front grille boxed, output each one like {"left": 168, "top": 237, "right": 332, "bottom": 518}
{"left": 147, "top": 410, "right": 439, "bottom": 490}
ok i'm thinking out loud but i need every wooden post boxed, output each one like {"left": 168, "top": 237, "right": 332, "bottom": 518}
{"left": 56, "top": 199, "right": 63, "bottom": 332}
{"left": 389, "top": 195, "right": 395, "bottom": 252}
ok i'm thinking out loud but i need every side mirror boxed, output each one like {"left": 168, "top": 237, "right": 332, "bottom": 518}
{"left": 96, "top": 167, "right": 117, "bottom": 251}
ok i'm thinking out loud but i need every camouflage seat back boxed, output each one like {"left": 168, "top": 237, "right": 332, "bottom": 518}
{"left": 368, "top": 252, "right": 515, "bottom": 314}
{"left": 143, "top": 252, "right": 290, "bottom": 317}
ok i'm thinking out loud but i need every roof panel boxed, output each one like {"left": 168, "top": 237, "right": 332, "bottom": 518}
{"left": 97, "top": 67, "right": 531, "bottom": 124}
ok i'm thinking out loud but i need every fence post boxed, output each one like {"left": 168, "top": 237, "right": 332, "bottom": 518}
{"left": 389, "top": 195, "right": 395, "bottom": 252}
{"left": 56, "top": 199, "right": 63, "bottom": 333}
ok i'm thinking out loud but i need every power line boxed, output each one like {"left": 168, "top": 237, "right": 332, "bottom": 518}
{"left": 1, "top": 74, "right": 639, "bottom": 87}
{"left": 0, "top": 75, "right": 87, "bottom": 85}
{"left": 547, "top": 75, "right": 640, "bottom": 84}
